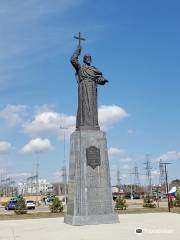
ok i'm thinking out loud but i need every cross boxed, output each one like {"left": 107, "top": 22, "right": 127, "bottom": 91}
{"left": 74, "top": 32, "right": 86, "bottom": 47}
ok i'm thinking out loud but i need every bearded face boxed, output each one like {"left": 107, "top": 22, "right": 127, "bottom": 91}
{"left": 83, "top": 55, "right": 92, "bottom": 65}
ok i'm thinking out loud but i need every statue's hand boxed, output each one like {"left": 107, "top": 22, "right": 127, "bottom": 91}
{"left": 101, "top": 79, "right": 108, "bottom": 85}
{"left": 77, "top": 45, "right": 81, "bottom": 54}
{"left": 96, "top": 78, "right": 109, "bottom": 85}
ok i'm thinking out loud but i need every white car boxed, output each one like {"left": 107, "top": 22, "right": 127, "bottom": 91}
{"left": 26, "top": 200, "right": 36, "bottom": 210}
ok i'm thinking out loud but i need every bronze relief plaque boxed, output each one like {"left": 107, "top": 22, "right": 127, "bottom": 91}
{"left": 86, "top": 146, "right": 101, "bottom": 169}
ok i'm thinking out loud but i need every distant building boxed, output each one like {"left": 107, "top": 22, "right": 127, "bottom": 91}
{"left": 112, "top": 186, "right": 119, "bottom": 193}
{"left": 18, "top": 178, "right": 53, "bottom": 195}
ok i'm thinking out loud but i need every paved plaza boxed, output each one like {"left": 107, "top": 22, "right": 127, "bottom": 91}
{"left": 0, "top": 213, "right": 179, "bottom": 240}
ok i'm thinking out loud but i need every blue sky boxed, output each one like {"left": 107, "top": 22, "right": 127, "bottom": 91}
{"left": 0, "top": 0, "right": 180, "bottom": 185}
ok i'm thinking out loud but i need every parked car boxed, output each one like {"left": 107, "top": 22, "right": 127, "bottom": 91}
{"left": 26, "top": 200, "right": 35, "bottom": 210}
{"left": 5, "top": 200, "right": 17, "bottom": 210}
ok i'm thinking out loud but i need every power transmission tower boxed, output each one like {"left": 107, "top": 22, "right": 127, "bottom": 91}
{"left": 116, "top": 168, "right": 121, "bottom": 191}
{"left": 60, "top": 126, "right": 68, "bottom": 204}
{"left": 0, "top": 170, "right": 4, "bottom": 196}
{"left": 130, "top": 163, "right": 141, "bottom": 193}
{"left": 159, "top": 159, "right": 166, "bottom": 193}
{"left": 144, "top": 154, "right": 152, "bottom": 195}
{"left": 133, "top": 162, "right": 140, "bottom": 192}
{"left": 4, "top": 169, "right": 8, "bottom": 196}
{"left": 35, "top": 159, "right": 39, "bottom": 198}
{"left": 0, "top": 171, "right": 2, "bottom": 196}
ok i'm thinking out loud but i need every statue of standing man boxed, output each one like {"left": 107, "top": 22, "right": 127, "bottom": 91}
{"left": 71, "top": 32, "right": 108, "bottom": 131}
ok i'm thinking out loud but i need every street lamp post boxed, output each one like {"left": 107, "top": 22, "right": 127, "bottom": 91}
{"left": 160, "top": 162, "right": 172, "bottom": 212}
{"left": 60, "top": 126, "right": 68, "bottom": 205}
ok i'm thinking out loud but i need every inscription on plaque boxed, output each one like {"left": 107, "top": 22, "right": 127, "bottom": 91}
{"left": 86, "top": 146, "right": 101, "bottom": 169}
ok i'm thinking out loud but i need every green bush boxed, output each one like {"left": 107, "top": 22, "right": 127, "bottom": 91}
{"left": 49, "top": 197, "right": 63, "bottom": 213}
{"left": 14, "top": 196, "right": 27, "bottom": 215}
{"left": 143, "top": 195, "right": 156, "bottom": 208}
{"left": 115, "top": 197, "right": 127, "bottom": 210}
{"left": 174, "top": 189, "right": 180, "bottom": 207}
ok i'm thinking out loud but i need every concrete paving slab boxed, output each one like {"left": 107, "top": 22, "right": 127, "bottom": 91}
{"left": 0, "top": 213, "right": 179, "bottom": 240}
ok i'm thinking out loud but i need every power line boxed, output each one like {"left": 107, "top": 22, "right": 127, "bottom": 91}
{"left": 144, "top": 154, "right": 152, "bottom": 195}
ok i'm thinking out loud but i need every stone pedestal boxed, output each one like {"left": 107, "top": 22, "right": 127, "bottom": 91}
{"left": 64, "top": 130, "right": 119, "bottom": 225}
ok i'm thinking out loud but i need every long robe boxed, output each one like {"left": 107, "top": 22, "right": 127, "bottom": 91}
{"left": 71, "top": 48, "right": 106, "bottom": 130}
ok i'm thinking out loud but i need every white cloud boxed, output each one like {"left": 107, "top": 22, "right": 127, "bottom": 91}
{"left": 120, "top": 157, "right": 132, "bottom": 163}
{"left": 54, "top": 170, "right": 63, "bottom": 181}
{"left": 8, "top": 172, "right": 30, "bottom": 178}
{"left": 121, "top": 173, "right": 128, "bottom": 179}
{"left": 23, "top": 110, "right": 76, "bottom": 139}
{"left": 21, "top": 138, "right": 53, "bottom": 154}
{"left": 0, "top": 104, "right": 28, "bottom": 127}
{"left": 0, "top": 141, "right": 12, "bottom": 154}
{"left": 122, "top": 164, "right": 130, "bottom": 170}
{"left": 152, "top": 170, "right": 160, "bottom": 176}
{"left": 108, "top": 147, "right": 132, "bottom": 163}
{"left": 139, "top": 175, "right": 147, "bottom": 181}
{"left": 156, "top": 151, "right": 180, "bottom": 162}
{"left": 99, "top": 105, "right": 128, "bottom": 130}
{"left": 34, "top": 104, "right": 56, "bottom": 114}
{"left": 108, "top": 147, "right": 126, "bottom": 158}
{"left": 23, "top": 104, "right": 128, "bottom": 139}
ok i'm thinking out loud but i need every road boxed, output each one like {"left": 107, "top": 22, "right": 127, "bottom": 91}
{"left": 0, "top": 205, "right": 50, "bottom": 214}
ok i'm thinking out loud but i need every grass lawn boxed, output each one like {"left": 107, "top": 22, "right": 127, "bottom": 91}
{"left": 0, "top": 212, "right": 64, "bottom": 221}
{"left": 0, "top": 207, "right": 179, "bottom": 221}
{"left": 116, "top": 207, "right": 180, "bottom": 214}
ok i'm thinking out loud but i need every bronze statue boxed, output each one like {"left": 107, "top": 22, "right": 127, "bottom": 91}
{"left": 71, "top": 32, "right": 108, "bottom": 130}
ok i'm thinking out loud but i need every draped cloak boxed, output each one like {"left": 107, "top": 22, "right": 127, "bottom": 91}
{"left": 71, "top": 48, "right": 106, "bottom": 130}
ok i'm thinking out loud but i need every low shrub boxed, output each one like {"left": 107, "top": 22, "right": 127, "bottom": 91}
{"left": 143, "top": 195, "right": 156, "bottom": 208}
{"left": 115, "top": 197, "right": 127, "bottom": 210}
{"left": 49, "top": 197, "right": 63, "bottom": 213}
{"left": 14, "top": 196, "right": 27, "bottom": 215}
{"left": 174, "top": 189, "right": 180, "bottom": 207}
